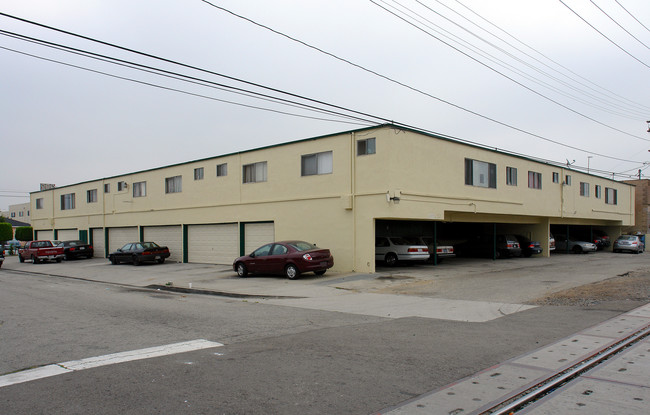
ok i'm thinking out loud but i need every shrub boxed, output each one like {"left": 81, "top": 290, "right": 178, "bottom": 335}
{"left": 15, "top": 226, "right": 33, "bottom": 242}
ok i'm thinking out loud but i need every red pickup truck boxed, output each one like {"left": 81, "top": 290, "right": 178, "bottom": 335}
{"left": 19, "top": 240, "right": 65, "bottom": 264}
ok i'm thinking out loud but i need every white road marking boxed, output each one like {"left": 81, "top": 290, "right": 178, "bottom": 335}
{"left": 0, "top": 339, "right": 223, "bottom": 388}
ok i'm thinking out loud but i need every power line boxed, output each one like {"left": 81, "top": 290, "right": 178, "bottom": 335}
{"left": 558, "top": 0, "right": 650, "bottom": 69}
{"left": 614, "top": 0, "right": 650, "bottom": 35}
{"left": 589, "top": 0, "right": 650, "bottom": 50}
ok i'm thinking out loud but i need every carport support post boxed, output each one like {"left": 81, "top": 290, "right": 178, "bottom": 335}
{"left": 433, "top": 222, "right": 438, "bottom": 266}
{"left": 182, "top": 225, "right": 188, "bottom": 263}
{"left": 566, "top": 225, "right": 570, "bottom": 254}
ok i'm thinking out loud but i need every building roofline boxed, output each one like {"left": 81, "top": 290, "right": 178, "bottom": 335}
{"left": 30, "top": 123, "right": 631, "bottom": 194}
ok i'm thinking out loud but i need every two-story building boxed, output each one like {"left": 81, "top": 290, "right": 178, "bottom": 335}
{"left": 30, "top": 125, "right": 634, "bottom": 272}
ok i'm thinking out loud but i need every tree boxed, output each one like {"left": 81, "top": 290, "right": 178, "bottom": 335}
{"left": 0, "top": 215, "right": 7, "bottom": 223}
{"left": 0, "top": 222, "right": 12, "bottom": 242}
{"left": 15, "top": 226, "right": 33, "bottom": 242}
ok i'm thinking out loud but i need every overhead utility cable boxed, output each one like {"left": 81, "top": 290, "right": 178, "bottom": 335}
{"left": 614, "top": 0, "right": 650, "bottom": 34}
{"left": 558, "top": 0, "right": 650, "bottom": 69}
{"left": 371, "top": 0, "right": 649, "bottom": 142}
{"left": 589, "top": 0, "right": 650, "bottom": 50}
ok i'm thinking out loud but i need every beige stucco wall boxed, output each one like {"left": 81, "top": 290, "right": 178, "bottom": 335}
{"left": 30, "top": 125, "right": 634, "bottom": 273}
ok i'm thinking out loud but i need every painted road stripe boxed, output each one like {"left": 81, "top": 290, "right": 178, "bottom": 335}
{"left": 0, "top": 339, "right": 223, "bottom": 388}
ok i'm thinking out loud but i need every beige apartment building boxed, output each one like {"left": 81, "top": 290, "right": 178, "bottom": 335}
{"left": 30, "top": 125, "right": 634, "bottom": 273}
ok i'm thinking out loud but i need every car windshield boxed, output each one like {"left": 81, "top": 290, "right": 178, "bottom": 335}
{"left": 287, "top": 241, "right": 317, "bottom": 251}
{"left": 67, "top": 240, "right": 83, "bottom": 246}
{"left": 142, "top": 242, "right": 160, "bottom": 249}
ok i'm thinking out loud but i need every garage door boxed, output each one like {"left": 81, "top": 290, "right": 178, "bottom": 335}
{"left": 188, "top": 224, "right": 238, "bottom": 264}
{"left": 143, "top": 226, "right": 182, "bottom": 263}
{"left": 36, "top": 230, "right": 54, "bottom": 241}
{"left": 91, "top": 228, "right": 105, "bottom": 258}
{"left": 57, "top": 229, "right": 78, "bottom": 241}
{"left": 108, "top": 227, "right": 139, "bottom": 253}
{"left": 244, "top": 222, "right": 275, "bottom": 254}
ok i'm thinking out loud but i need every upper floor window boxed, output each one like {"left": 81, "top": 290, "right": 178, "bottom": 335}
{"left": 36, "top": 198, "right": 44, "bottom": 209}
{"left": 19, "top": 211, "right": 23, "bottom": 217}
{"left": 104, "top": 183, "right": 110, "bottom": 193}
{"left": 87, "top": 189, "right": 98, "bottom": 203}
{"left": 357, "top": 138, "right": 376, "bottom": 156}
{"left": 61, "top": 193, "right": 75, "bottom": 210}
{"left": 506, "top": 167, "right": 517, "bottom": 186}
{"left": 117, "top": 181, "right": 127, "bottom": 191}
{"left": 528, "top": 171, "right": 542, "bottom": 189}
{"left": 465, "top": 158, "right": 496, "bottom": 188}
{"left": 194, "top": 167, "right": 204, "bottom": 180}
{"left": 605, "top": 187, "right": 617, "bottom": 205}
{"left": 10, "top": 212, "right": 15, "bottom": 217}
{"left": 552, "top": 172, "right": 559, "bottom": 183}
{"left": 165, "top": 176, "right": 182, "bottom": 193}
{"left": 301, "top": 151, "right": 333, "bottom": 176}
{"left": 243, "top": 162, "right": 267, "bottom": 183}
{"left": 565, "top": 175, "right": 572, "bottom": 185}
{"left": 595, "top": 185, "right": 602, "bottom": 199}
{"left": 133, "top": 181, "right": 147, "bottom": 197}
{"left": 217, "top": 163, "right": 228, "bottom": 177}
{"left": 579, "top": 182, "right": 589, "bottom": 197}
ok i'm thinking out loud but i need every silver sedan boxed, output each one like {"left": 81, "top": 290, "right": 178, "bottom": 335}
{"left": 554, "top": 235, "right": 597, "bottom": 254}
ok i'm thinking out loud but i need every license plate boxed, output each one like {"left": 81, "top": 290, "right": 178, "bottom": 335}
{"left": 156, "top": 256, "right": 161, "bottom": 260}
{"left": 80, "top": 247, "right": 86, "bottom": 250}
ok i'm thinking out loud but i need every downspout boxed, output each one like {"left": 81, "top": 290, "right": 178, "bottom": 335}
{"left": 350, "top": 131, "right": 357, "bottom": 271}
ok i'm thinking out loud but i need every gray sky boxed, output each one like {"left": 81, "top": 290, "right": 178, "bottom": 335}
{"left": 2, "top": 0, "right": 650, "bottom": 210}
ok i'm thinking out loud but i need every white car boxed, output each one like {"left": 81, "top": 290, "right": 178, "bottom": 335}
{"left": 420, "top": 237, "right": 455, "bottom": 260}
{"left": 375, "top": 237, "right": 429, "bottom": 266}
{"left": 613, "top": 235, "right": 644, "bottom": 254}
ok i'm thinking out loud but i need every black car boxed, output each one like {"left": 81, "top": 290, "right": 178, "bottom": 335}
{"left": 515, "top": 235, "right": 543, "bottom": 257}
{"left": 57, "top": 240, "right": 94, "bottom": 260}
{"left": 0, "top": 250, "right": 4, "bottom": 268}
{"left": 108, "top": 242, "right": 170, "bottom": 265}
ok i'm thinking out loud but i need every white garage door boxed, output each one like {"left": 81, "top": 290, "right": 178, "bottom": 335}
{"left": 57, "top": 229, "right": 78, "bottom": 241}
{"left": 92, "top": 228, "right": 105, "bottom": 258}
{"left": 244, "top": 222, "right": 275, "bottom": 254}
{"left": 36, "top": 230, "right": 54, "bottom": 241}
{"left": 108, "top": 227, "right": 139, "bottom": 253}
{"left": 188, "top": 224, "right": 238, "bottom": 264}
{"left": 143, "top": 226, "right": 182, "bottom": 263}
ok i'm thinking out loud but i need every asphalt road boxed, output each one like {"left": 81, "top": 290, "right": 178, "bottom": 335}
{"left": 0, "top": 268, "right": 643, "bottom": 414}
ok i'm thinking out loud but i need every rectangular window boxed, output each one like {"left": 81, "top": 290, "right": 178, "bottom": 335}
{"left": 104, "top": 183, "right": 110, "bottom": 193}
{"left": 580, "top": 182, "right": 589, "bottom": 197}
{"left": 194, "top": 167, "right": 204, "bottom": 180}
{"left": 19, "top": 211, "right": 23, "bottom": 217}
{"left": 506, "top": 167, "right": 517, "bottom": 186}
{"left": 165, "top": 176, "right": 182, "bottom": 193}
{"left": 60, "top": 193, "right": 76, "bottom": 210}
{"left": 243, "top": 162, "right": 267, "bottom": 183}
{"left": 117, "top": 181, "right": 127, "bottom": 191}
{"left": 565, "top": 175, "right": 572, "bottom": 185}
{"left": 552, "top": 172, "right": 559, "bottom": 183}
{"left": 595, "top": 185, "right": 602, "bottom": 199}
{"left": 465, "top": 158, "right": 497, "bottom": 188}
{"left": 605, "top": 187, "right": 617, "bottom": 205}
{"left": 528, "top": 171, "right": 542, "bottom": 189}
{"left": 36, "top": 198, "right": 44, "bottom": 209}
{"left": 87, "top": 189, "right": 98, "bottom": 203}
{"left": 357, "top": 138, "right": 376, "bottom": 156}
{"left": 301, "top": 151, "right": 333, "bottom": 176}
{"left": 133, "top": 181, "right": 146, "bottom": 197}
{"left": 216, "top": 163, "right": 228, "bottom": 177}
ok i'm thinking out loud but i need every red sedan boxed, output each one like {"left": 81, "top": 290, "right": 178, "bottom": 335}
{"left": 233, "top": 240, "right": 333, "bottom": 279}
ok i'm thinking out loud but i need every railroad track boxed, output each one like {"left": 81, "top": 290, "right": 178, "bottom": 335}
{"left": 480, "top": 323, "right": 650, "bottom": 414}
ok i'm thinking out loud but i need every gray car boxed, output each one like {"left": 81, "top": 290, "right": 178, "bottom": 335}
{"left": 553, "top": 234, "right": 597, "bottom": 254}
{"left": 375, "top": 236, "right": 429, "bottom": 266}
{"left": 613, "top": 235, "right": 644, "bottom": 254}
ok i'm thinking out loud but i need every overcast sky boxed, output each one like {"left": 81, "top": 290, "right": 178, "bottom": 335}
{"left": 2, "top": 0, "right": 650, "bottom": 210}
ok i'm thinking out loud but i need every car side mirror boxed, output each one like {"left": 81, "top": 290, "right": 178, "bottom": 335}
{"left": 249, "top": 252, "right": 255, "bottom": 258}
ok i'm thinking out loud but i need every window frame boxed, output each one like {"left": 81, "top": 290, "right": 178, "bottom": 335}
{"left": 356, "top": 138, "right": 376, "bottom": 156}
{"left": 579, "top": 182, "right": 589, "bottom": 197}
{"left": 301, "top": 151, "right": 333, "bottom": 176}
{"left": 605, "top": 187, "right": 617, "bottom": 205}
{"left": 595, "top": 185, "right": 602, "bottom": 199}
{"left": 133, "top": 181, "right": 147, "bottom": 198}
{"left": 565, "top": 175, "right": 572, "bottom": 186}
{"left": 194, "top": 167, "right": 204, "bottom": 181}
{"left": 36, "top": 198, "right": 44, "bottom": 209}
{"left": 552, "top": 172, "right": 559, "bottom": 183}
{"left": 104, "top": 183, "right": 110, "bottom": 193}
{"left": 506, "top": 166, "right": 517, "bottom": 186}
{"left": 216, "top": 163, "right": 228, "bottom": 177}
{"left": 242, "top": 161, "right": 268, "bottom": 184}
{"left": 60, "top": 193, "right": 76, "bottom": 210}
{"left": 465, "top": 158, "right": 497, "bottom": 189}
{"left": 165, "top": 176, "right": 182, "bottom": 194}
{"left": 528, "top": 171, "right": 542, "bottom": 189}
{"left": 86, "top": 189, "right": 98, "bottom": 203}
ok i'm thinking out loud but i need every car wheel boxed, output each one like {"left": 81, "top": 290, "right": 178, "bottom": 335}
{"left": 110, "top": 256, "right": 118, "bottom": 265}
{"left": 65, "top": 253, "right": 71, "bottom": 261}
{"left": 314, "top": 270, "right": 326, "bottom": 276}
{"left": 572, "top": 245, "right": 582, "bottom": 254}
{"left": 384, "top": 253, "right": 398, "bottom": 266}
{"left": 157, "top": 258, "right": 165, "bottom": 264}
{"left": 56, "top": 258, "right": 62, "bottom": 263}
{"left": 31, "top": 255, "right": 39, "bottom": 264}
{"left": 18, "top": 254, "right": 24, "bottom": 263}
{"left": 132, "top": 255, "right": 140, "bottom": 266}
{"left": 236, "top": 262, "right": 248, "bottom": 277}
{"left": 285, "top": 264, "right": 300, "bottom": 280}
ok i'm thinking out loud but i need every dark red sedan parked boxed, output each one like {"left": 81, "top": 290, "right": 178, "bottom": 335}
{"left": 233, "top": 240, "right": 334, "bottom": 279}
